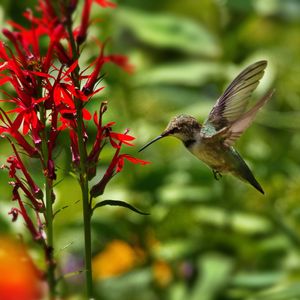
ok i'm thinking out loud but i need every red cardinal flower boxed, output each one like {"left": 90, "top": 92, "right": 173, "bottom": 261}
{"left": 0, "top": 1, "right": 150, "bottom": 298}
{"left": 116, "top": 154, "right": 150, "bottom": 172}
{"left": 90, "top": 128, "right": 150, "bottom": 198}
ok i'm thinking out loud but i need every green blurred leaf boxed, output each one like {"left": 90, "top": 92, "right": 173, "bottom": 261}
{"left": 190, "top": 254, "right": 234, "bottom": 300}
{"left": 95, "top": 268, "right": 154, "bottom": 300}
{"left": 133, "top": 61, "right": 223, "bottom": 86}
{"left": 154, "top": 239, "right": 198, "bottom": 260}
{"left": 194, "top": 206, "right": 272, "bottom": 234}
{"left": 232, "top": 271, "right": 284, "bottom": 288}
{"left": 247, "top": 282, "right": 300, "bottom": 300}
{"left": 116, "top": 7, "right": 220, "bottom": 57}
{"left": 258, "top": 110, "right": 300, "bottom": 129}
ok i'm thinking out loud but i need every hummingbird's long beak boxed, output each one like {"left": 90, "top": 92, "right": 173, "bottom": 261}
{"left": 139, "top": 133, "right": 167, "bottom": 152}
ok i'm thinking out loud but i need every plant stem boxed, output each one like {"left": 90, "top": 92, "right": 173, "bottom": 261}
{"left": 66, "top": 15, "right": 94, "bottom": 298}
{"left": 76, "top": 108, "right": 94, "bottom": 298}
{"left": 82, "top": 180, "right": 93, "bottom": 299}
{"left": 45, "top": 178, "right": 56, "bottom": 299}
{"left": 39, "top": 104, "right": 56, "bottom": 298}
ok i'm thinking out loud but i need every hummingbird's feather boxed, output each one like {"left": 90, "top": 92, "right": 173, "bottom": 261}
{"left": 202, "top": 89, "right": 274, "bottom": 147}
{"left": 221, "top": 89, "right": 274, "bottom": 147}
{"left": 204, "top": 60, "right": 267, "bottom": 132}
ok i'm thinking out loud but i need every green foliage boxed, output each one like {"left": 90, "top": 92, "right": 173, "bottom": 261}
{"left": 115, "top": 7, "right": 220, "bottom": 57}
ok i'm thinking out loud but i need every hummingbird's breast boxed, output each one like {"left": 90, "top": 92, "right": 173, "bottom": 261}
{"left": 186, "top": 139, "right": 232, "bottom": 172}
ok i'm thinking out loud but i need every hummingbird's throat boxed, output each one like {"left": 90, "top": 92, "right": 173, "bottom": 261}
{"left": 183, "top": 139, "right": 196, "bottom": 148}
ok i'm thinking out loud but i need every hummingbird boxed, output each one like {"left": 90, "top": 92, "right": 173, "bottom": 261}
{"left": 139, "top": 60, "right": 274, "bottom": 194}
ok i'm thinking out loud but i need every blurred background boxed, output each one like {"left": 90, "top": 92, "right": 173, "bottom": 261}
{"left": 1, "top": 0, "right": 300, "bottom": 299}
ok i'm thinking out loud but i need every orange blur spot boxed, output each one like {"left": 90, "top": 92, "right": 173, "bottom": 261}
{"left": 153, "top": 260, "right": 173, "bottom": 287}
{"left": 92, "top": 240, "right": 144, "bottom": 280}
{"left": 0, "top": 237, "right": 44, "bottom": 300}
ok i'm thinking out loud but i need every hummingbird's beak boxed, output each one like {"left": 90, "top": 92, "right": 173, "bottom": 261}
{"left": 138, "top": 133, "right": 167, "bottom": 152}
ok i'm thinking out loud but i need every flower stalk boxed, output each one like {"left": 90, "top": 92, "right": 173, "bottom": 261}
{"left": 39, "top": 103, "right": 56, "bottom": 297}
{"left": 76, "top": 105, "right": 94, "bottom": 298}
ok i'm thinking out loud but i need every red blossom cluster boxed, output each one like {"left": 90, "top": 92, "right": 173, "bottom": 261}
{"left": 0, "top": 0, "right": 148, "bottom": 241}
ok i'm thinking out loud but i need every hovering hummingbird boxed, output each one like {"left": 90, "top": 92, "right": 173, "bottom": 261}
{"left": 139, "top": 60, "right": 274, "bottom": 194}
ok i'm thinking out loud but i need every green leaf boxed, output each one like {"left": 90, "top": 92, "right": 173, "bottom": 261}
{"left": 258, "top": 110, "right": 300, "bottom": 129}
{"left": 92, "top": 199, "right": 149, "bottom": 215}
{"left": 95, "top": 268, "right": 153, "bottom": 300}
{"left": 133, "top": 61, "right": 223, "bottom": 87}
{"left": 247, "top": 282, "right": 300, "bottom": 300}
{"left": 116, "top": 7, "right": 220, "bottom": 57}
{"left": 190, "top": 254, "right": 234, "bottom": 300}
{"left": 232, "top": 271, "right": 284, "bottom": 288}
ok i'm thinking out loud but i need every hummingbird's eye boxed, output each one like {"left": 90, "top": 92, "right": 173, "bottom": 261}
{"left": 169, "top": 127, "right": 179, "bottom": 134}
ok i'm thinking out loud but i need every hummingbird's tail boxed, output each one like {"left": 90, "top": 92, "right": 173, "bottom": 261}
{"left": 241, "top": 169, "right": 264, "bottom": 194}
{"left": 232, "top": 151, "right": 265, "bottom": 194}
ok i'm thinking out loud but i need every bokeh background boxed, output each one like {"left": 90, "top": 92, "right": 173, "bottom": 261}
{"left": 1, "top": 0, "right": 300, "bottom": 299}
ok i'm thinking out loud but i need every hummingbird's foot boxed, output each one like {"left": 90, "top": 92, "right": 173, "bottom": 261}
{"left": 213, "top": 170, "right": 222, "bottom": 180}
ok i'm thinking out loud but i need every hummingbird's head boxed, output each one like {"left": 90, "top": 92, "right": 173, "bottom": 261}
{"left": 163, "top": 114, "right": 201, "bottom": 139}
{"left": 139, "top": 114, "right": 201, "bottom": 152}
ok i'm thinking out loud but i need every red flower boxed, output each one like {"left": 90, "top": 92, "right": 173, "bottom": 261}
{"left": 4, "top": 152, "right": 44, "bottom": 212}
{"left": 0, "top": 109, "right": 39, "bottom": 157}
{"left": 8, "top": 182, "right": 41, "bottom": 240}
{"left": 106, "top": 54, "right": 134, "bottom": 73}
{"left": 108, "top": 132, "right": 135, "bottom": 148}
{"left": 82, "top": 43, "right": 105, "bottom": 95}
{"left": 70, "top": 130, "right": 80, "bottom": 165}
{"left": 76, "top": 0, "right": 93, "bottom": 45}
{"left": 95, "top": 0, "right": 117, "bottom": 8}
{"left": 116, "top": 154, "right": 150, "bottom": 173}
{"left": 90, "top": 128, "right": 150, "bottom": 198}
{"left": 76, "top": 0, "right": 116, "bottom": 45}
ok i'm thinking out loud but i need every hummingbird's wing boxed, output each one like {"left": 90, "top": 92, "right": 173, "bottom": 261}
{"left": 202, "top": 60, "right": 268, "bottom": 134}
{"left": 211, "top": 89, "right": 274, "bottom": 147}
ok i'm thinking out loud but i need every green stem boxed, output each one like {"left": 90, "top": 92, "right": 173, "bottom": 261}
{"left": 82, "top": 181, "right": 93, "bottom": 298}
{"left": 45, "top": 178, "right": 56, "bottom": 298}
{"left": 39, "top": 104, "right": 56, "bottom": 298}
{"left": 76, "top": 108, "right": 94, "bottom": 298}
{"left": 65, "top": 16, "right": 94, "bottom": 298}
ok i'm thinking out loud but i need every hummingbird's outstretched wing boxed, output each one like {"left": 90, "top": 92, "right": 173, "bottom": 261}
{"left": 202, "top": 60, "right": 267, "bottom": 133}
{"left": 212, "top": 89, "right": 274, "bottom": 147}
{"left": 201, "top": 60, "right": 271, "bottom": 146}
